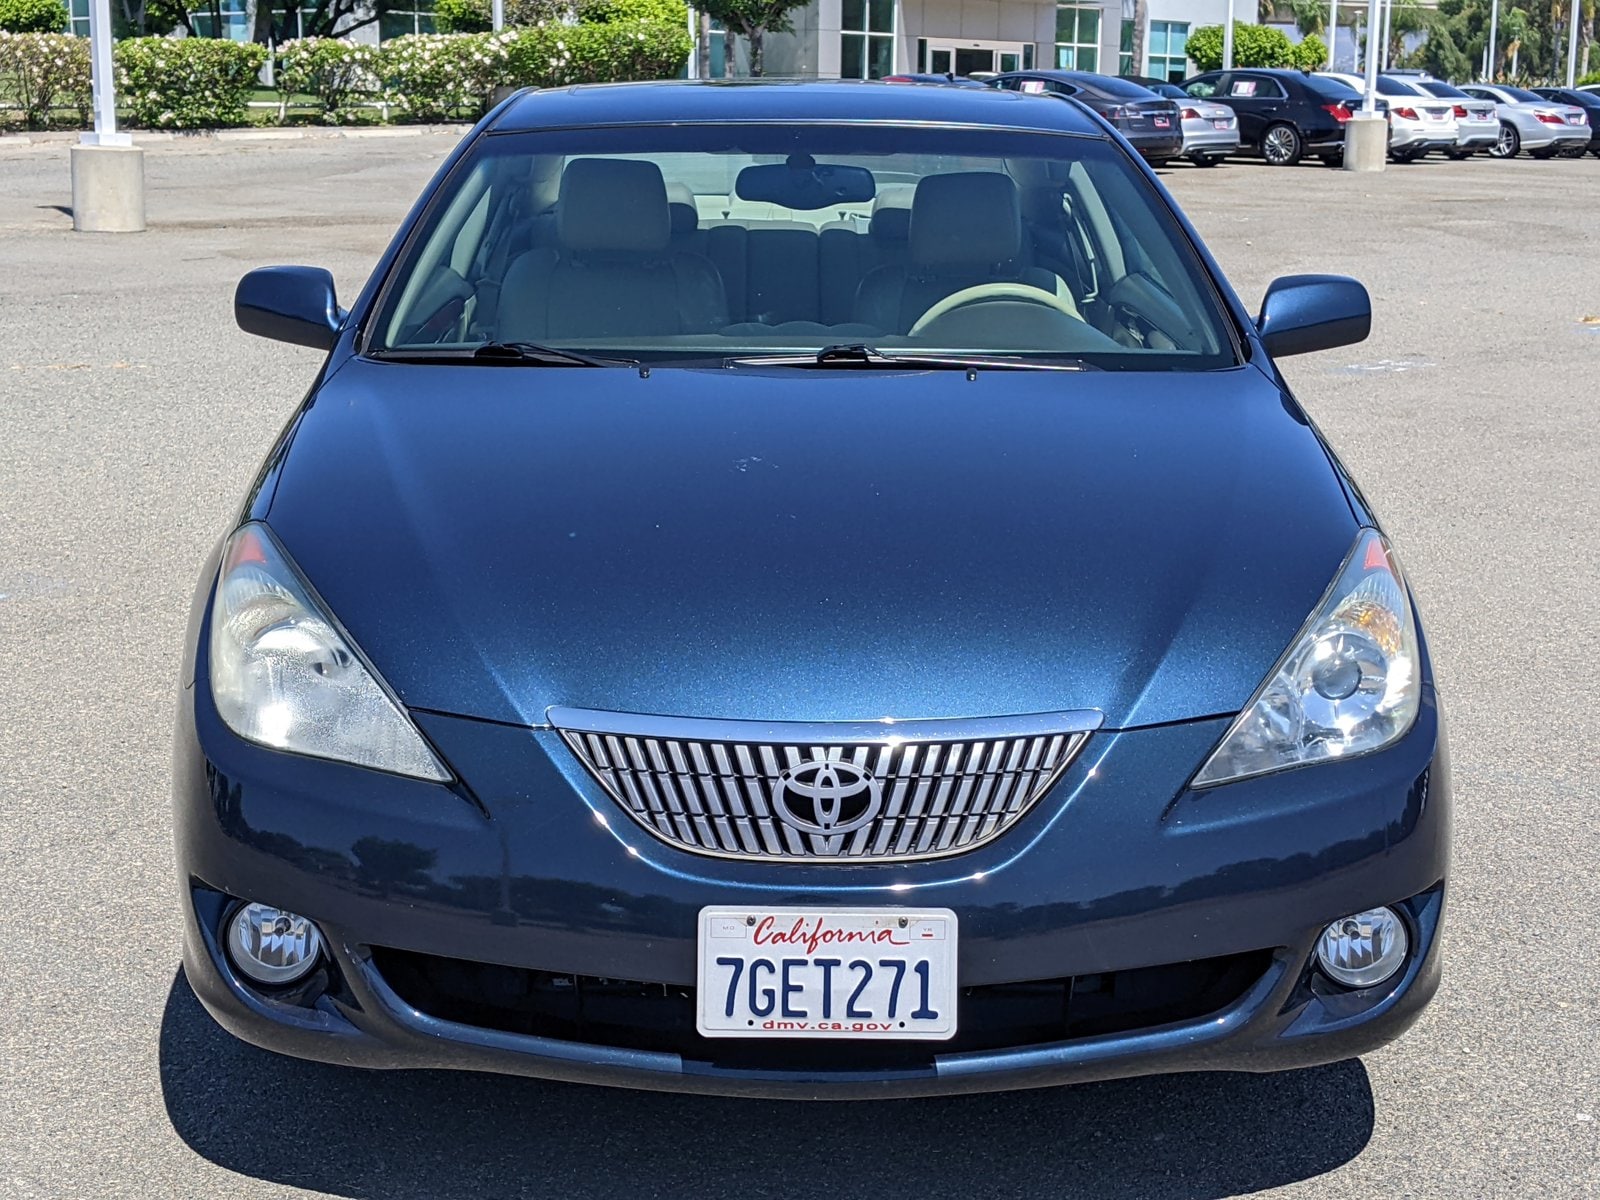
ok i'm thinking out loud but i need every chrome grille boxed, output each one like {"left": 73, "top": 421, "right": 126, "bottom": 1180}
{"left": 551, "top": 708, "right": 1099, "bottom": 863}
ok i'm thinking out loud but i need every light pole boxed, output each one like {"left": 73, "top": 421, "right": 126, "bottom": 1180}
{"left": 1223, "top": 0, "right": 1234, "bottom": 71}
{"left": 1329, "top": 0, "right": 1339, "bottom": 69}
{"left": 492, "top": 0, "right": 504, "bottom": 30}
{"left": 1379, "top": 0, "right": 1393, "bottom": 71}
{"left": 1343, "top": 0, "right": 1387, "bottom": 168}
{"left": 1486, "top": 0, "right": 1499, "bottom": 80}
{"left": 70, "top": 0, "right": 144, "bottom": 231}
{"left": 1566, "top": 0, "right": 1581, "bottom": 86}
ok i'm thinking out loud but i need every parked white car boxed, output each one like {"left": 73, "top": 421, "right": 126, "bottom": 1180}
{"left": 1459, "top": 83, "right": 1591, "bottom": 159}
{"left": 1317, "top": 72, "right": 1457, "bottom": 161}
{"left": 1390, "top": 76, "right": 1499, "bottom": 158}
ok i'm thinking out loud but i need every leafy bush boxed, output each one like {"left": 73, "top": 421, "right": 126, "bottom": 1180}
{"left": 0, "top": 30, "right": 88, "bottom": 127}
{"left": 1186, "top": 22, "right": 1310, "bottom": 72}
{"left": 377, "top": 31, "right": 517, "bottom": 120}
{"left": 577, "top": 0, "right": 686, "bottom": 23}
{"left": 277, "top": 37, "right": 379, "bottom": 122}
{"left": 1289, "top": 34, "right": 1327, "bottom": 70}
{"left": 115, "top": 37, "right": 266, "bottom": 128}
{"left": 435, "top": 0, "right": 492, "bottom": 33}
{"left": 499, "top": 19, "right": 691, "bottom": 87}
{"left": 0, "top": 0, "right": 66, "bottom": 34}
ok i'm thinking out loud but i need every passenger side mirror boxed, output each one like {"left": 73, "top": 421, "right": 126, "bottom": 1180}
{"left": 235, "top": 266, "right": 343, "bottom": 350}
{"left": 1256, "top": 274, "right": 1371, "bottom": 358}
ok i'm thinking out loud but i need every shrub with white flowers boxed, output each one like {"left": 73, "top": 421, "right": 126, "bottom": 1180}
{"left": 277, "top": 37, "right": 380, "bottom": 123}
{"left": 115, "top": 37, "right": 266, "bottom": 129}
{"left": 0, "top": 31, "right": 89, "bottom": 129}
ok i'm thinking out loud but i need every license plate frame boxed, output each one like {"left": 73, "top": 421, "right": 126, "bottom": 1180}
{"left": 696, "top": 906, "right": 958, "bottom": 1040}
{"left": 1213, "top": 118, "right": 1230, "bottom": 129}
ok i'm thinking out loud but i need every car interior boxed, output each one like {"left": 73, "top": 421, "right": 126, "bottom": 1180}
{"left": 375, "top": 134, "right": 1232, "bottom": 366}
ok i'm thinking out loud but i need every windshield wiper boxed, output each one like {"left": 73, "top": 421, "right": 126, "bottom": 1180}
{"left": 728, "top": 344, "right": 1100, "bottom": 371}
{"left": 471, "top": 341, "right": 639, "bottom": 367}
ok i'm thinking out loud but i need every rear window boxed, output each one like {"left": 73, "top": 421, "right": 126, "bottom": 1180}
{"left": 1301, "top": 75, "right": 1362, "bottom": 101}
{"left": 369, "top": 123, "right": 1238, "bottom": 371}
{"left": 1084, "top": 76, "right": 1162, "bottom": 99}
{"left": 1500, "top": 86, "right": 1544, "bottom": 102}
{"left": 1419, "top": 80, "right": 1468, "bottom": 99}
{"left": 1375, "top": 77, "right": 1415, "bottom": 97}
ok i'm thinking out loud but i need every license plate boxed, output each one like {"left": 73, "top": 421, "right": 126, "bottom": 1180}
{"left": 1154, "top": 116, "right": 1171, "bottom": 128}
{"left": 697, "top": 907, "right": 958, "bottom": 1039}
{"left": 1213, "top": 118, "right": 1230, "bottom": 129}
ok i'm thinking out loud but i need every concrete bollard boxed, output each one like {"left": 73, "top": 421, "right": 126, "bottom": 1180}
{"left": 1341, "top": 116, "right": 1388, "bottom": 173}
{"left": 70, "top": 143, "right": 147, "bottom": 232}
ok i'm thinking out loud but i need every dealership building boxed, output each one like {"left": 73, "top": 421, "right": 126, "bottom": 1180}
{"left": 720, "top": 0, "right": 1259, "bottom": 83}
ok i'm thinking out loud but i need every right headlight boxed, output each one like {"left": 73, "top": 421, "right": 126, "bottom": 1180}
{"left": 1192, "top": 528, "right": 1421, "bottom": 788}
{"left": 208, "top": 522, "right": 451, "bottom": 782}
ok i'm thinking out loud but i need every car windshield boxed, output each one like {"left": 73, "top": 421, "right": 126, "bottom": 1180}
{"left": 369, "top": 123, "right": 1237, "bottom": 371}
{"left": 1419, "top": 80, "right": 1468, "bottom": 98}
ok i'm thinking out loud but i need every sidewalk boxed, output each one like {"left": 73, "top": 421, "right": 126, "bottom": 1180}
{"left": 0, "top": 123, "right": 473, "bottom": 153}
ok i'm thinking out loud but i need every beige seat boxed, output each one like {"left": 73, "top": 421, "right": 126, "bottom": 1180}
{"left": 498, "top": 158, "right": 728, "bottom": 341}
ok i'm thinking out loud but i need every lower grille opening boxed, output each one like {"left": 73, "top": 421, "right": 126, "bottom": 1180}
{"left": 371, "top": 946, "right": 1274, "bottom": 1071}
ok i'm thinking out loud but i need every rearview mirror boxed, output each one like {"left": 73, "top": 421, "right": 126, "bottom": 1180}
{"left": 236, "top": 266, "right": 343, "bottom": 350}
{"left": 735, "top": 156, "right": 875, "bottom": 211}
{"left": 1256, "top": 274, "right": 1371, "bottom": 358}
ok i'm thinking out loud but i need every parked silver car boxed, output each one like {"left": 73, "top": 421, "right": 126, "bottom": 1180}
{"left": 1402, "top": 78, "right": 1500, "bottom": 157}
{"left": 1318, "top": 72, "right": 1457, "bottom": 161}
{"left": 1127, "top": 77, "right": 1241, "bottom": 166}
{"left": 1460, "top": 83, "right": 1591, "bottom": 158}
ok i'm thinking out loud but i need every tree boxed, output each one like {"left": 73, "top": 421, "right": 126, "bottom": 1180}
{"left": 699, "top": 0, "right": 809, "bottom": 75}
{"left": 1130, "top": 0, "right": 1147, "bottom": 76}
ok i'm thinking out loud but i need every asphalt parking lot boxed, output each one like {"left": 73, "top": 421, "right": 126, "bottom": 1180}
{"left": 2, "top": 132, "right": 1597, "bottom": 1199}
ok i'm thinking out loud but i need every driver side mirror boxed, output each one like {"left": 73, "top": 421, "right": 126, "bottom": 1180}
{"left": 235, "top": 265, "right": 343, "bottom": 350}
{"left": 1256, "top": 274, "right": 1371, "bottom": 358}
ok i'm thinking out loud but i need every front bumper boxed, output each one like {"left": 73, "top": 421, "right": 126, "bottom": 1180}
{"left": 174, "top": 631, "right": 1451, "bottom": 1097}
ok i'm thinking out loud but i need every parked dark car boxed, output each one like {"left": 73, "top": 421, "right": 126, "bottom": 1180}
{"left": 180, "top": 79, "right": 1447, "bottom": 1100}
{"left": 883, "top": 72, "right": 990, "bottom": 88}
{"left": 1182, "top": 68, "right": 1377, "bottom": 166}
{"left": 988, "top": 70, "right": 1184, "bottom": 164}
{"left": 1531, "top": 87, "right": 1600, "bottom": 155}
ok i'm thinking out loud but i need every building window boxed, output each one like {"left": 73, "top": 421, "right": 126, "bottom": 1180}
{"left": 68, "top": 0, "right": 88, "bottom": 35}
{"left": 1054, "top": 5, "right": 1099, "bottom": 72}
{"left": 381, "top": 0, "right": 437, "bottom": 40}
{"left": 1147, "top": 20, "right": 1189, "bottom": 81}
{"left": 188, "top": 0, "right": 249, "bottom": 39}
{"left": 841, "top": 0, "right": 895, "bottom": 80}
{"left": 1119, "top": 17, "right": 1132, "bottom": 75}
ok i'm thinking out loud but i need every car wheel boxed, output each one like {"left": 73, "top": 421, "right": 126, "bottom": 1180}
{"left": 1592, "top": 147, "right": 1600, "bottom": 158}
{"left": 1190, "top": 154, "right": 1222, "bottom": 167}
{"left": 1490, "top": 122, "right": 1520, "bottom": 158}
{"left": 1391, "top": 147, "right": 1423, "bottom": 163}
{"left": 1445, "top": 149, "right": 1472, "bottom": 160}
{"left": 1261, "top": 123, "right": 1302, "bottom": 166}
{"left": 1530, "top": 147, "right": 1555, "bottom": 159}
{"left": 1319, "top": 154, "right": 1342, "bottom": 167}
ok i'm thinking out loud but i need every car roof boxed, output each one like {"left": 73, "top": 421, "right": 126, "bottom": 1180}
{"left": 489, "top": 79, "right": 1106, "bottom": 137}
{"left": 992, "top": 70, "right": 1156, "bottom": 97}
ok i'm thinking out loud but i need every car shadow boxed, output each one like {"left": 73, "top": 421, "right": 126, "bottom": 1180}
{"left": 159, "top": 969, "right": 1374, "bottom": 1199}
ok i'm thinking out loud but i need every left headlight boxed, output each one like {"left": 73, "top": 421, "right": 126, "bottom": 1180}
{"left": 1192, "top": 528, "right": 1421, "bottom": 788}
{"left": 208, "top": 522, "right": 451, "bottom": 782}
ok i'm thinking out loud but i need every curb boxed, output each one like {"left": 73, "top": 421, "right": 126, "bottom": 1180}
{"left": 0, "top": 123, "right": 473, "bottom": 148}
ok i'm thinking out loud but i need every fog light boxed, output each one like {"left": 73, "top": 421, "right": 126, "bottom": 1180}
{"left": 1315, "top": 907, "right": 1408, "bottom": 988}
{"left": 225, "top": 902, "right": 324, "bottom": 985}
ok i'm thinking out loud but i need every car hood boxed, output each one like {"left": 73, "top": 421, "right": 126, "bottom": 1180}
{"left": 264, "top": 358, "right": 1357, "bottom": 730}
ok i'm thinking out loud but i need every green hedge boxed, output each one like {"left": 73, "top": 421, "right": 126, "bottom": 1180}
{"left": 1186, "top": 23, "right": 1326, "bottom": 72}
{"left": 0, "top": 21, "right": 688, "bottom": 131}
{"left": 116, "top": 36, "right": 266, "bottom": 128}
{"left": 0, "top": 0, "right": 66, "bottom": 34}
{"left": 0, "top": 29, "right": 87, "bottom": 127}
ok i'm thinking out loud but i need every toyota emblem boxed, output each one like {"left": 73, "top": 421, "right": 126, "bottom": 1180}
{"left": 772, "top": 759, "right": 882, "bottom": 837}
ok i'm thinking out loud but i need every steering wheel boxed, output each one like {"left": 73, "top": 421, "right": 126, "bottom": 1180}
{"left": 908, "top": 282, "right": 1083, "bottom": 336}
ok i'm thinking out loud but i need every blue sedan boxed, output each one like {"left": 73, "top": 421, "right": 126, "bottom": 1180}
{"left": 175, "top": 79, "right": 1448, "bottom": 1098}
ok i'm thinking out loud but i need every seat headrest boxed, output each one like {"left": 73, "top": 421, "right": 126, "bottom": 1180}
{"left": 558, "top": 158, "right": 671, "bottom": 254}
{"left": 869, "top": 184, "right": 913, "bottom": 242}
{"left": 664, "top": 181, "right": 699, "bottom": 237}
{"left": 909, "top": 172, "right": 1022, "bottom": 267}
